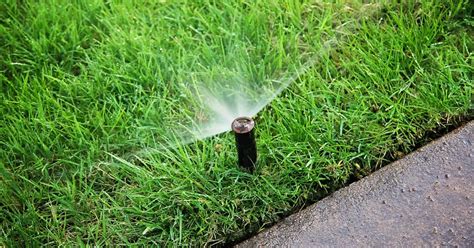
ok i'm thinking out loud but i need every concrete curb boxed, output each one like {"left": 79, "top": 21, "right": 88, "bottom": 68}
{"left": 237, "top": 121, "right": 473, "bottom": 247}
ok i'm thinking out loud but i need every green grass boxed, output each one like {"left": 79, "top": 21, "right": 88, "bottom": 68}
{"left": 1, "top": 0, "right": 472, "bottom": 246}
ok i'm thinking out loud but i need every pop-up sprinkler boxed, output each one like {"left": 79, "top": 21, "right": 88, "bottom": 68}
{"left": 231, "top": 117, "right": 257, "bottom": 171}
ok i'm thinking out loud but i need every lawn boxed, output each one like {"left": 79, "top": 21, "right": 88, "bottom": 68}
{"left": 1, "top": 0, "right": 472, "bottom": 246}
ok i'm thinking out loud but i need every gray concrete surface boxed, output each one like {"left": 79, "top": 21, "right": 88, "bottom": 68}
{"left": 237, "top": 121, "right": 473, "bottom": 247}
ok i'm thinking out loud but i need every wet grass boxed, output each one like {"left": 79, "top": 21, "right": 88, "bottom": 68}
{"left": 1, "top": 0, "right": 473, "bottom": 246}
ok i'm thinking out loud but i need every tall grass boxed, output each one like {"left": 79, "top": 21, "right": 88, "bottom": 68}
{"left": 1, "top": 0, "right": 472, "bottom": 246}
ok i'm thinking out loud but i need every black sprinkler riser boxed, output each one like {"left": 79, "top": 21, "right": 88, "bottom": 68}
{"left": 232, "top": 117, "right": 257, "bottom": 171}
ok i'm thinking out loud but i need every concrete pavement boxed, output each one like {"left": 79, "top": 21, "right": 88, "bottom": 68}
{"left": 237, "top": 121, "right": 473, "bottom": 247}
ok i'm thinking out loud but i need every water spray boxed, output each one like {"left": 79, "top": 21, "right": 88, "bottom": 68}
{"left": 231, "top": 117, "right": 257, "bottom": 171}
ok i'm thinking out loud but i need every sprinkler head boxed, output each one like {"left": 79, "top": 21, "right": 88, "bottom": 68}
{"left": 232, "top": 117, "right": 257, "bottom": 171}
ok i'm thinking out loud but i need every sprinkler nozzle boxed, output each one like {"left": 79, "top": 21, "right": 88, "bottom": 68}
{"left": 232, "top": 117, "right": 257, "bottom": 171}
